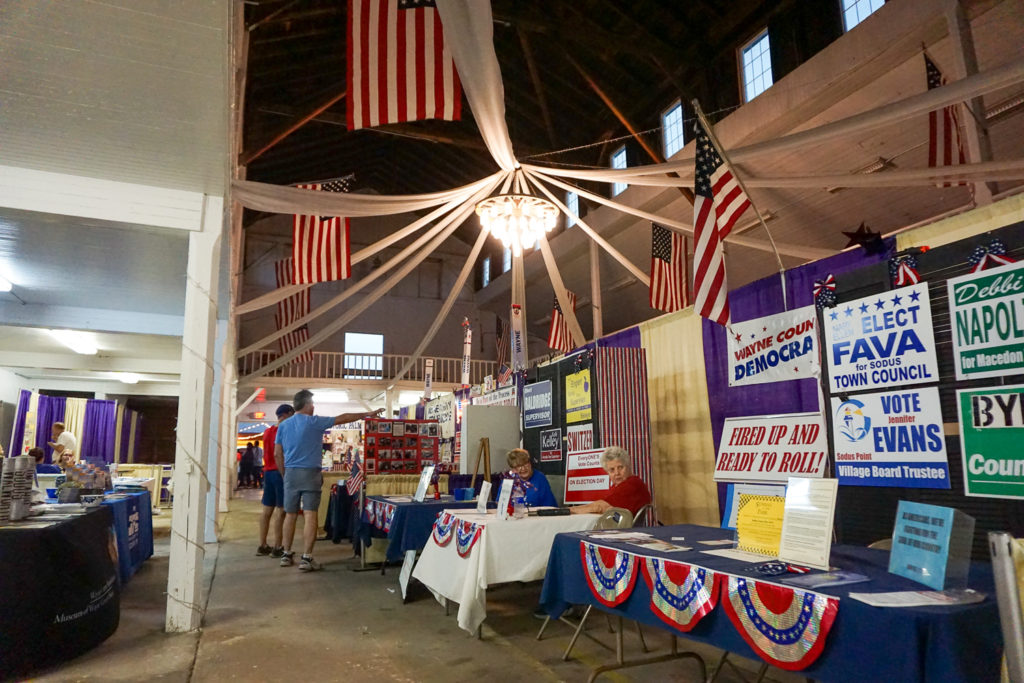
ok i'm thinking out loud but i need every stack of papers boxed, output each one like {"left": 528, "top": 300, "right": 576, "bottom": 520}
{"left": 848, "top": 589, "right": 985, "bottom": 607}
{"left": 782, "top": 571, "right": 870, "bottom": 589}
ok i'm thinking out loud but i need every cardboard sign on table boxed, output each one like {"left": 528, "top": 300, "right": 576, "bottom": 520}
{"left": 778, "top": 477, "right": 839, "bottom": 570}
{"left": 476, "top": 481, "right": 491, "bottom": 514}
{"left": 495, "top": 479, "right": 514, "bottom": 521}
{"left": 563, "top": 447, "right": 609, "bottom": 505}
{"left": 888, "top": 500, "right": 975, "bottom": 590}
{"left": 735, "top": 493, "right": 785, "bottom": 556}
{"left": 413, "top": 465, "right": 435, "bottom": 502}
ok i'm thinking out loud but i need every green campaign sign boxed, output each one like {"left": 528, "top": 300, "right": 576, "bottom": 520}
{"left": 947, "top": 260, "right": 1024, "bottom": 380}
{"left": 957, "top": 384, "right": 1024, "bottom": 500}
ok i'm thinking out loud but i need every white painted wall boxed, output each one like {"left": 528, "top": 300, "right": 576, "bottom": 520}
{"left": 0, "top": 367, "right": 26, "bottom": 454}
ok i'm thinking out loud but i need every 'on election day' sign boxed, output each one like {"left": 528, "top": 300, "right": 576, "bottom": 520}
{"left": 564, "top": 448, "right": 609, "bottom": 504}
{"left": 957, "top": 384, "right": 1024, "bottom": 500}
{"left": 523, "top": 380, "right": 553, "bottom": 428}
{"left": 728, "top": 306, "right": 820, "bottom": 386}
{"left": 714, "top": 413, "right": 828, "bottom": 483}
{"left": 823, "top": 282, "right": 938, "bottom": 393}
{"left": 832, "top": 387, "right": 950, "bottom": 488}
{"left": 947, "top": 260, "right": 1024, "bottom": 380}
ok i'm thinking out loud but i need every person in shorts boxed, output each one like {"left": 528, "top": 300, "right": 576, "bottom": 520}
{"left": 255, "top": 403, "right": 294, "bottom": 557}
{"left": 275, "top": 389, "right": 381, "bottom": 571}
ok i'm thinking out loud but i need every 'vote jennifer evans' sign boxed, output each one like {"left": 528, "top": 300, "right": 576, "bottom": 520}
{"left": 947, "top": 260, "right": 1024, "bottom": 380}
{"left": 832, "top": 387, "right": 949, "bottom": 488}
{"left": 957, "top": 384, "right": 1024, "bottom": 500}
{"left": 714, "top": 413, "right": 828, "bottom": 483}
{"left": 823, "top": 282, "right": 938, "bottom": 393}
{"left": 728, "top": 306, "right": 820, "bottom": 386}
{"left": 523, "top": 380, "right": 553, "bottom": 428}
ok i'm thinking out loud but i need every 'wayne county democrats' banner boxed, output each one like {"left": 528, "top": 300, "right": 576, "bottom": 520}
{"left": 832, "top": 387, "right": 950, "bottom": 488}
{"left": 823, "top": 282, "right": 938, "bottom": 393}
{"left": 523, "top": 380, "right": 553, "bottom": 428}
{"left": 714, "top": 412, "right": 828, "bottom": 483}
{"left": 728, "top": 306, "right": 819, "bottom": 386}
{"left": 947, "top": 260, "right": 1024, "bottom": 380}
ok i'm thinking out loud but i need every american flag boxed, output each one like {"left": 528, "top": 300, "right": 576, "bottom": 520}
{"left": 274, "top": 258, "right": 313, "bottom": 364}
{"left": 346, "top": 453, "right": 364, "bottom": 495}
{"left": 292, "top": 177, "right": 354, "bottom": 285}
{"left": 347, "top": 0, "right": 462, "bottom": 131}
{"left": 497, "top": 364, "right": 513, "bottom": 385}
{"left": 649, "top": 223, "right": 689, "bottom": 312}
{"left": 547, "top": 290, "right": 577, "bottom": 353}
{"left": 693, "top": 119, "right": 750, "bottom": 327}
{"left": 925, "top": 54, "right": 966, "bottom": 187}
{"left": 495, "top": 316, "right": 510, "bottom": 365}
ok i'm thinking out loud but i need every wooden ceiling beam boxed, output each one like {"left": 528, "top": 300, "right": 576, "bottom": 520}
{"left": 516, "top": 30, "right": 557, "bottom": 148}
{"left": 242, "top": 89, "right": 347, "bottom": 165}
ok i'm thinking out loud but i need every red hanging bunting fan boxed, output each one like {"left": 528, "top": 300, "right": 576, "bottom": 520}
{"left": 431, "top": 511, "right": 456, "bottom": 547}
{"left": 969, "top": 238, "right": 1016, "bottom": 272}
{"left": 641, "top": 557, "right": 721, "bottom": 632}
{"left": 721, "top": 576, "right": 838, "bottom": 671}
{"left": 455, "top": 520, "right": 483, "bottom": 558}
{"left": 580, "top": 542, "right": 639, "bottom": 607}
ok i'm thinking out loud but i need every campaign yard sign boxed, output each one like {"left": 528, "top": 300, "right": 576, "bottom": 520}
{"left": 823, "top": 282, "right": 938, "bottom": 393}
{"left": 957, "top": 384, "right": 1024, "bottom": 499}
{"left": 539, "top": 428, "right": 562, "bottom": 462}
{"left": 564, "top": 448, "right": 609, "bottom": 504}
{"left": 832, "top": 387, "right": 950, "bottom": 488}
{"left": 728, "top": 306, "right": 820, "bottom": 386}
{"left": 947, "top": 260, "right": 1024, "bottom": 380}
{"left": 523, "top": 380, "right": 553, "bottom": 428}
{"left": 714, "top": 413, "right": 828, "bottom": 483}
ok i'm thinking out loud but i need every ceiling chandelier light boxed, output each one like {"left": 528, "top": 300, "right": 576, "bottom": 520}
{"left": 476, "top": 192, "right": 559, "bottom": 257}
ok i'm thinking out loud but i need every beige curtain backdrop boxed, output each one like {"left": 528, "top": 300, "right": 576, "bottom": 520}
{"left": 63, "top": 397, "right": 88, "bottom": 458}
{"left": 638, "top": 309, "right": 719, "bottom": 526}
{"left": 113, "top": 404, "right": 125, "bottom": 464}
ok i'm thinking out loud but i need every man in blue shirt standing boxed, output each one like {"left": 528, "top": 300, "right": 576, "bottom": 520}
{"left": 274, "top": 389, "right": 382, "bottom": 571}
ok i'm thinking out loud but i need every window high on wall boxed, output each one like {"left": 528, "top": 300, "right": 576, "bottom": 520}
{"left": 740, "top": 30, "right": 773, "bottom": 102}
{"left": 502, "top": 247, "right": 511, "bottom": 272}
{"left": 611, "top": 146, "right": 627, "bottom": 196}
{"left": 344, "top": 332, "right": 383, "bottom": 378}
{"left": 565, "top": 191, "right": 579, "bottom": 227}
{"left": 662, "top": 101, "right": 685, "bottom": 158}
{"left": 841, "top": 0, "right": 884, "bottom": 31}
{"left": 481, "top": 256, "right": 491, "bottom": 287}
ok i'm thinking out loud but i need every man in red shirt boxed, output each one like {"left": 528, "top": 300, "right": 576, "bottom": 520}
{"left": 571, "top": 446, "right": 651, "bottom": 517}
{"left": 256, "top": 404, "right": 295, "bottom": 557}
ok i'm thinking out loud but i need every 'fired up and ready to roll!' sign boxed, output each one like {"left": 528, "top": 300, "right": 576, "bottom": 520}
{"left": 714, "top": 413, "right": 828, "bottom": 483}
{"left": 823, "top": 282, "right": 939, "bottom": 393}
{"left": 831, "top": 387, "right": 950, "bottom": 488}
{"left": 947, "top": 260, "right": 1024, "bottom": 380}
{"left": 728, "top": 306, "right": 820, "bottom": 386}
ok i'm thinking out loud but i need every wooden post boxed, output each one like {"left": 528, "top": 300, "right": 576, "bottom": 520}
{"left": 589, "top": 240, "right": 603, "bottom": 340}
{"left": 470, "top": 437, "right": 490, "bottom": 490}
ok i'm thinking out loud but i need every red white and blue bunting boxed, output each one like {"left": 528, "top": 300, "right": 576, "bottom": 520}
{"left": 641, "top": 557, "right": 720, "bottom": 632}
{"left": 431, "top": 511, "right": 456, "bottom": 547}
{"left": 721, "top": 576, "right": 838, "bottom": 671}
{"left": 365, "top": 499, "right": 376, "bottom": 525}
{"left": 381, "top": 503, "right": 397, "bottom": 532}
{"left": 580, "top": 542, "right": 639, "bottom": 607}
{"left": 455, "top": 520, "right": 483, "bottom": 558}
{"left": 969, "top": 238, "right": 1016, "bottom": 272}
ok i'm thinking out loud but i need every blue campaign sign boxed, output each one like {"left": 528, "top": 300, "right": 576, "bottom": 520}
{"left": 523, "top": 380, "right": 553, "bottom": 428}
{"left": 831, "top": 386, "right": 950, "bottom": 488}
{"left": 823, "top": 282, "right": 939, "bottom": 393}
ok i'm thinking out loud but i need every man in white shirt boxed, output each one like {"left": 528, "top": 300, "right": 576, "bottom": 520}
{"left": 48, "top": 422, "right": 77, "bottom": 466}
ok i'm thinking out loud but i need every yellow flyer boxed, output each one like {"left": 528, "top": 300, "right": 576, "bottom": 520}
{"left": 565, "top": 369, "right": 592, "bottom": 424}
{"left": 736, "top": 493, "right": 785, "bottom": 556}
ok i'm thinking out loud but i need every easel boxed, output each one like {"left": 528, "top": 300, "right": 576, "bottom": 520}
{"left": 469, "top": 437, "right": 491, "bottom": 490}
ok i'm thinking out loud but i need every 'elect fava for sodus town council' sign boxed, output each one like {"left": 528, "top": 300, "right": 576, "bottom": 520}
{"left": 947, "top": 260, "right": 1024, "bottom": 380}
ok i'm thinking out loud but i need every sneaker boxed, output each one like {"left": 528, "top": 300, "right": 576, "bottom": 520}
{"left": 299, "top": 555, "right": 322, "bottom": 572}
{"left": 279, "top": 551, "right": 294, "bottom": 567}
{"left": 270, "top": 546, "right": 284, "bottom": 558}
{"left": 256, "top": 544, "right": 272, "bottom": 556}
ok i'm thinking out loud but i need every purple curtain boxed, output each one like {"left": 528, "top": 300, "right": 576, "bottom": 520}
{"left": 81, "top": 400, "right": 118, "bottom": 464}
{"left": 10, "top": 390, "right": 30, "bottom": 457}
{"left": 35, "top": 395, "right": 67, "bottom": 463}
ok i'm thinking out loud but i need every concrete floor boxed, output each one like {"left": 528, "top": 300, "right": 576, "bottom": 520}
{"left": 29, "top": 493, "right": 809, "bottom": 683}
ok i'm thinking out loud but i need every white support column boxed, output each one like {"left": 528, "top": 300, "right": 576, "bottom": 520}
{"left": 217, "top": 341, "right": 237, "bottom": 515}
{"left": 943, "top": 0, "right": 995, "bottom": 204}
{"left": 166, "top": 196, "right": 225, "bottom": 633}
{"left": 205, "top": 319, "right": 228, "bottom": 543}
{"left": 589, "top": 240, "right": 603, "bottom": 341}
{"left": 385, "top": 388, "right": 395, "bottom": 418}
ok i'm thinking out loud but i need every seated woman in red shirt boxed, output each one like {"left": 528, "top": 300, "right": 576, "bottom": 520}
{"left": 570, "top": 446, "right": 651, "bottom": 516}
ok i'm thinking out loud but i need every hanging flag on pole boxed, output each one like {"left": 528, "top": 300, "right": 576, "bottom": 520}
{"left": 510, "top": 305, "right": 526, "bottom": 371}
{"left": 292, "top": 176, "right": 354, "bottom": 284}
{"left": 547, "top": 290, "right": 577, "bottom": 354}
{"left": 692, "top": 119, "right": 751, "bottom": 327}
{"left": 924, "top": 54, "right": 967, "bottom": 187}
{"left": 495, "top": 316, "right": 510, "bottom": 366}
{"left": 274, "top": 258, "right": 313, "bottom": 364}
{"left": 347, "top": 0, "right": 463, "bottom": 131}
{"left": 649, "top": 223, "right": 689, "bottom": 312}
{"left": 461, "top": 318, "right": 472, "bottom": 387}
{"left": 423, "top": 358, "right": 434, "bottom": 399}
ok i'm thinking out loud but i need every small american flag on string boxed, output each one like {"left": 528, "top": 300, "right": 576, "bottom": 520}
{"left": 649, "top": 223, "right": 689, "bottom": 312}
{"left": 497, "top": 364, "right": 513, "bottom": 385}
{"left": 293, "top": 176, "right": 354, "bottom": 285}
{"left": 495, "top": 316, "right": 510, "bottom": 365}
{"left": 347, "top": 0, "right": 462, "bottom": 131}
{"left": 925, "top": 54, "right": 967, "bottom": 187}
{"left": 274, "top": 258, "right": 313, "bottom": 364}
{"left": 693, "top": 119, "right": 750, "bottom": 327}
{"left": 547, "top": 290, "right": 577, "bottom": 353}
{"left": 346, "top": 453, "right": 364, "bottom": 495}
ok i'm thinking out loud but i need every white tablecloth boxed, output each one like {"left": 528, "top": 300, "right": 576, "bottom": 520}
{"left": 411, "top": 509, "right": 599, "bottom": 633}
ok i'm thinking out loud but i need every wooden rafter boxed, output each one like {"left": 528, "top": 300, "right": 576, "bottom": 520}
{"left": 517, "top": 29, "right": 558, "bottom": 149}
{"left": 242, "top": 89, "right": 347, "bottom": 165}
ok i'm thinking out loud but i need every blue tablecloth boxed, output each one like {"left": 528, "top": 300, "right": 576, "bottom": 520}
{"left": 360, "top": 496, "right": 484, "bottom": 562}
{"left": 540, "top": 524, "right": 1001, "bottom": 683}
{"left": 102, "top": 490, "right": 154, "bottom": 583}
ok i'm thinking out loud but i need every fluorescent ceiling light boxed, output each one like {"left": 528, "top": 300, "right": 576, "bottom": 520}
{"left": 314, "top": 389, "right": 349, "bottom": 403}
{"left": 47, "top": 329, "right": 98, "bottom": 355}
{"left": 110, "top": 372, "right": 141, "bottom": 384}
{"left": 0, "top": 274, "right": 11, "bottom": 292}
